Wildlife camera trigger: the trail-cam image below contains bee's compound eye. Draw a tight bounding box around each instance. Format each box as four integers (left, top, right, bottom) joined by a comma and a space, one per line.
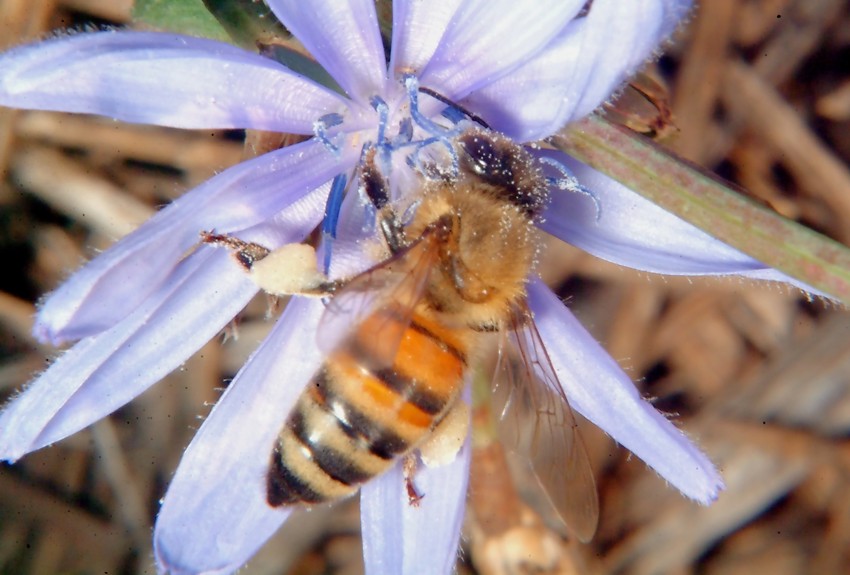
457, 133, 512, 182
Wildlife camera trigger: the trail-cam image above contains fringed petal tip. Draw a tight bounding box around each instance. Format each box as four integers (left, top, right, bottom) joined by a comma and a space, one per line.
454, 0, 696, 140
31, 317, 63, 348
653, 420, 726, 505
527, 279, 725, 506
536, 150, 834, 300
0, 250, 259, 465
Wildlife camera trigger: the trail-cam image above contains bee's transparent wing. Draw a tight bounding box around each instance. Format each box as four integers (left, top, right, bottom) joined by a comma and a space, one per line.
493, 301, 599, 543
316, 230, 441, 368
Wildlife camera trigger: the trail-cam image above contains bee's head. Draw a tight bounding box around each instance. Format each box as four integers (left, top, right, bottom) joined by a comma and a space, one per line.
455, 129, 548, 217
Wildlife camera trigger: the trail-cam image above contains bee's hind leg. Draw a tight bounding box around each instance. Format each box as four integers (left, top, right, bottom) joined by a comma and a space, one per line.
418, 400, 470, 469
403, 455, 424, 507
201, 231, 336, 297
403, 401, 471, 506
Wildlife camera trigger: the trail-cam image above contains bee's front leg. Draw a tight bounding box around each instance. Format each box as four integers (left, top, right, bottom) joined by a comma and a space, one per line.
201, 231, 271, 269
201, 231, 338, 297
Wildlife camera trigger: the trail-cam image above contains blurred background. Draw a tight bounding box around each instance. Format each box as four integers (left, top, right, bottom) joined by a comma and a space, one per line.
1, 1, 849, 573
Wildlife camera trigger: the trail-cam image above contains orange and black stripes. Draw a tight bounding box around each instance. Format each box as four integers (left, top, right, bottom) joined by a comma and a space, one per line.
266, 309, 471, 507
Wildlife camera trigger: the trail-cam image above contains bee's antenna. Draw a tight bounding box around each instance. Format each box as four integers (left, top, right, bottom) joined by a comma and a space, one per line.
417, 85, 490, 129
538, 156, 603, 221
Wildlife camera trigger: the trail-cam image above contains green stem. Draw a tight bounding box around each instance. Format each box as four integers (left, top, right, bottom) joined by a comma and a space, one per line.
550, 115, 850, 304
201, 0, 290, 50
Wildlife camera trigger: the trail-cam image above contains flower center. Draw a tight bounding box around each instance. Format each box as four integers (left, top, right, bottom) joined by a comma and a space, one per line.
312, 75, 478, 274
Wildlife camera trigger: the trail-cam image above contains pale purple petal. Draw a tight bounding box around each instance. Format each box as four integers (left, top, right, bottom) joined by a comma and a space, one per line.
0, 246, 261, 462
267, 0, 386, 100
388, 0, 463, 77
320, 169, 390, 281
458, 21, 585, 141
462, 0, 693, 140
419, 0, 583, 100
36, 139, 352, 345
565, 0, 693, 120
649, 0, 696, 42
155, 297, 324, 575
0, 31, 348, 132
537, 151, 829, 297
361, 428, 471, 575
527, 279, 723, 503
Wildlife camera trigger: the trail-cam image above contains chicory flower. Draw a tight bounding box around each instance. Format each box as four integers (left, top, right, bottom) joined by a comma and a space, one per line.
0, 0, 824, 573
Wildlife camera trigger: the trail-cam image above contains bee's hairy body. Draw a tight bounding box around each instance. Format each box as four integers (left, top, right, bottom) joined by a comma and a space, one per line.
267, 128, 549, 507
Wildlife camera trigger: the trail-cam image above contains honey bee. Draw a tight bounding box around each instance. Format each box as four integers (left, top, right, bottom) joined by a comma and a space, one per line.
203, 125, 599, 542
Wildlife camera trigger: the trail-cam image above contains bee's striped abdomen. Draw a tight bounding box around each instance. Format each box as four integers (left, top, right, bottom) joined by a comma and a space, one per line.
267, 306, 470, 506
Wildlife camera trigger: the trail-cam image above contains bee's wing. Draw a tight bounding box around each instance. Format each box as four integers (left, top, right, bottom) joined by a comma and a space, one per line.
316, 231, 442, 368
493, 301, 599, 543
